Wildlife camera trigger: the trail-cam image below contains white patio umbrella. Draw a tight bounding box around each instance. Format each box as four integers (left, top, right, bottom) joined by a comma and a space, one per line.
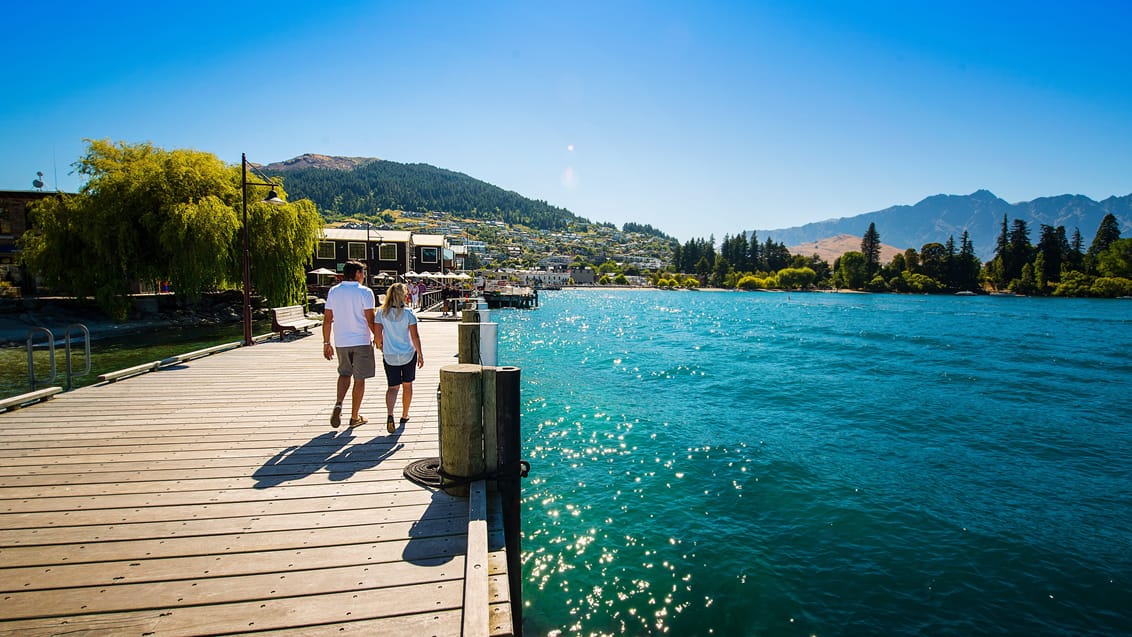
307, 267, 337, 276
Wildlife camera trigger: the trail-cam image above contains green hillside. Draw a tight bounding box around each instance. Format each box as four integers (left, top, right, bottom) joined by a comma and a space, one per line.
262, 155, 588, 231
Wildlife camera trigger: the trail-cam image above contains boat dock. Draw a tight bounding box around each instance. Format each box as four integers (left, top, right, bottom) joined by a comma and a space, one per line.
0, 318, 515, 636
482, 288, 538, 310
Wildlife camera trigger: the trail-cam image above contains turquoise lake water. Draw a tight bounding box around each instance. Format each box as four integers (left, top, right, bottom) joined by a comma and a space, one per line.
496, 289, 1132, 636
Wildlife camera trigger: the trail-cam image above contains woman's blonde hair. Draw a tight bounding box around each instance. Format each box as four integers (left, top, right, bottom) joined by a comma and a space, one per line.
381, 282, 408, 317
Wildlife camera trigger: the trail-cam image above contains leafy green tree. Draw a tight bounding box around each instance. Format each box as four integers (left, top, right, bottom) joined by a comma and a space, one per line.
1011, 263, 1040, 295
834, 251, 868, 289
1097, 238, 1132, 279
250, 198, 322, 307
888, 274, 909, 292
901, 271, 942, 293
614, 273, 629, 285
1052, 271, 1093, 297
1033, 253, 1047, 291
920, 242, 947, 283
903, 248, 920, 274
736, 275, 764, 290
596, 259, 621, 274
776, 267, 815, 289
1091, 276, 1132, 297
865, 274, 888, 292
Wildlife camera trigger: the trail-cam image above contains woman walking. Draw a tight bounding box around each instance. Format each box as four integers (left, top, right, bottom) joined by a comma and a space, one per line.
374, 283, 425, 433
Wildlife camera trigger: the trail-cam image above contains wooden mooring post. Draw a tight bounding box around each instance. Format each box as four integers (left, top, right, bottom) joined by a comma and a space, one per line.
439, 310, 522, 633
438, 364, 484, 499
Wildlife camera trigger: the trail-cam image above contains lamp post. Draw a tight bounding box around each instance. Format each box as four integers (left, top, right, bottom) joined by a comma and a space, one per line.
241, 153, 285, 346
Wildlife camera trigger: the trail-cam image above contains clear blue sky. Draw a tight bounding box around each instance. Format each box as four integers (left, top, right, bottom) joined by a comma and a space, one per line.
3, 0, 1130, 243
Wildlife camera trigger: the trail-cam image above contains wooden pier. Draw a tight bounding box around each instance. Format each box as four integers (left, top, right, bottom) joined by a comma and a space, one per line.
482, 290, 537, 310
0, 319, 514, 636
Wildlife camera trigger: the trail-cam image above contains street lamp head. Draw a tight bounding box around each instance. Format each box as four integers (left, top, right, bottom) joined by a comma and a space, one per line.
263, 189, 285, 205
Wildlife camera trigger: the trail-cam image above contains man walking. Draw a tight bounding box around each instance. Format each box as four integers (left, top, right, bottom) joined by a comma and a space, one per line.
322, 260, 378, 429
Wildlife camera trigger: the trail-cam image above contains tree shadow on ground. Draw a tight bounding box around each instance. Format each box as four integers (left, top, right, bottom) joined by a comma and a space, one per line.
252, 430, 353, 488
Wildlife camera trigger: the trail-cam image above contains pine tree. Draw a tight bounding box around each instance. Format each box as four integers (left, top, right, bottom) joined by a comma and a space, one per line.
861, 223, 881, 276
1088, 213, 1121, 257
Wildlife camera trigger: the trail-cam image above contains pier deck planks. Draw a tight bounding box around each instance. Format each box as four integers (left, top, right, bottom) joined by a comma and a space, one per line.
0, 318, 513, 636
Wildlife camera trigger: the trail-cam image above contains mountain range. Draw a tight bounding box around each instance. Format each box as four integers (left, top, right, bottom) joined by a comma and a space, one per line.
759, 189, 1132, 261
265, 154, 1130, 262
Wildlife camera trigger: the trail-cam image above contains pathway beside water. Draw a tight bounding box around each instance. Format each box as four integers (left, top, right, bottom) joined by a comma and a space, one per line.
0, 320, 513, 636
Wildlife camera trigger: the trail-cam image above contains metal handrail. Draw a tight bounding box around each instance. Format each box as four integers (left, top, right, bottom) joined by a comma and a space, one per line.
25, 327, 56, 391
64, 324, 91, 390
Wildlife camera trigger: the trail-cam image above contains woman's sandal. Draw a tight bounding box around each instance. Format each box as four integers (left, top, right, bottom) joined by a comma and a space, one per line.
386, 415, 396, 433
348, 415, 367, 429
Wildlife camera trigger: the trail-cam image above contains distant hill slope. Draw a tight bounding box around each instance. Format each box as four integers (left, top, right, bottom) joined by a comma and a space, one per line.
759, 190, 1132, 260
262, 154, 588, 231
788, 234, 904, 265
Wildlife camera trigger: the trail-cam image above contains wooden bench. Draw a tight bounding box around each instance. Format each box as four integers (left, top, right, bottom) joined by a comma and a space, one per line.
271, 305, 322, 340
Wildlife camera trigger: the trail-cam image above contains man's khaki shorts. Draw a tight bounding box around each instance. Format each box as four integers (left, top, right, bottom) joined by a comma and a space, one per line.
336, 345, 376, 379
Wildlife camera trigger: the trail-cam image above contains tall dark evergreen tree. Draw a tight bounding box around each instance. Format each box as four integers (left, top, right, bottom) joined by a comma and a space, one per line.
1087, 213, 1122, 259
958, 231, 981, 290
1005, 219, 1032, 284
763, 237, 791, 271
1035, 224, 1065, 285
861, 223, 881, 276
943, 235, 958, 287
991, 214, 1011, 289
1066, 227, 1085, 273
749, 231, 761, 272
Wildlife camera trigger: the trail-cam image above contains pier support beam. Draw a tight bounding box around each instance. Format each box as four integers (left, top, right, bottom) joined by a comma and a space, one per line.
496, 365, 523, 635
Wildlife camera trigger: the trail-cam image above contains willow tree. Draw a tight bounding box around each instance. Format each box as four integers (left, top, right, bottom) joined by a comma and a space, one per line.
246, 196, 321, 308
21, 139, 321, 319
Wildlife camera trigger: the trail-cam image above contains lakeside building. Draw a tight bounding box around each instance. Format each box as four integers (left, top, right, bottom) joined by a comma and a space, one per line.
309, 227, 456, 288
0, 189, 65, 297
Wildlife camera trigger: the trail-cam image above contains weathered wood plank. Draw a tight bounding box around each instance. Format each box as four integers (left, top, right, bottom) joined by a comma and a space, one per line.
465, 479, 490, 637
0, 580, 464, 636
0, 490, 463, 530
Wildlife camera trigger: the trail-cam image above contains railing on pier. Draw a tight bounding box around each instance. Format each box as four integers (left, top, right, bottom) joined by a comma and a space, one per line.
25, 323, 91, 390
3, 323, 93, 412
